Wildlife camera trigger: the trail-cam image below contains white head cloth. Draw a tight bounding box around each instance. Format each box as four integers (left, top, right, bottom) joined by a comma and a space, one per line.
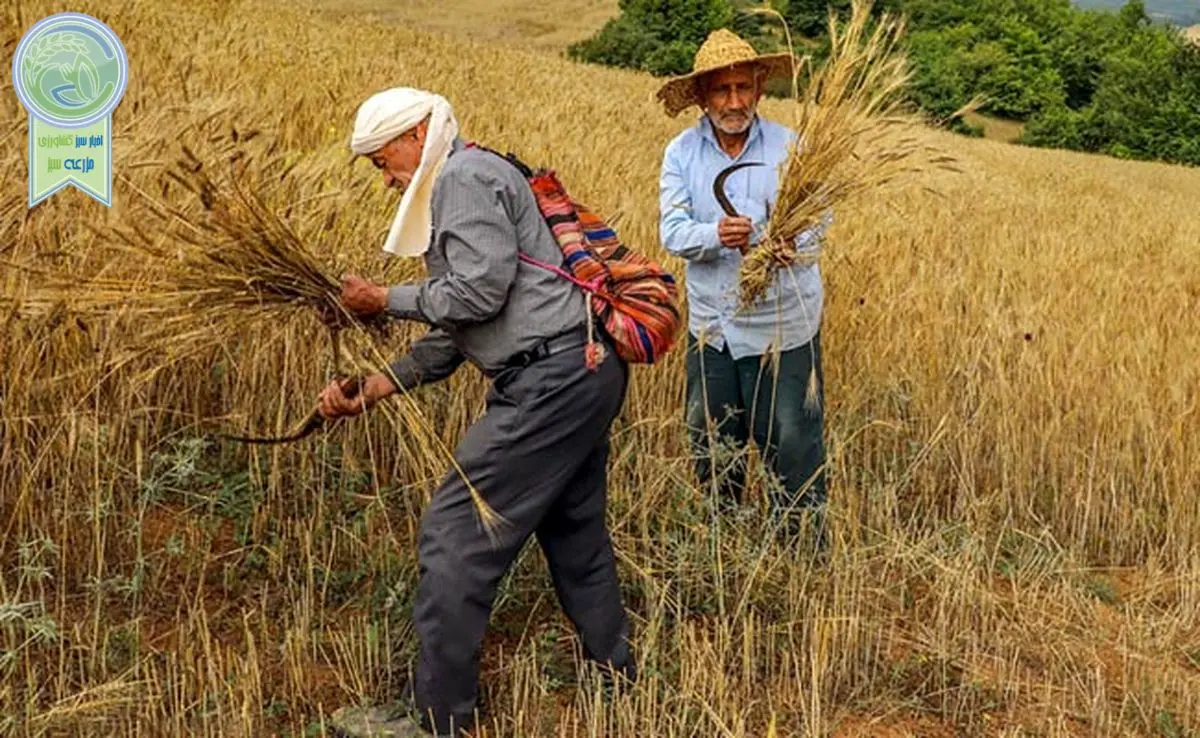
350, 87, 459, 257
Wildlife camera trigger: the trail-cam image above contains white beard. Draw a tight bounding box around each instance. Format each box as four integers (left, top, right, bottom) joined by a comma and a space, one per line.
709, 107, 755, 135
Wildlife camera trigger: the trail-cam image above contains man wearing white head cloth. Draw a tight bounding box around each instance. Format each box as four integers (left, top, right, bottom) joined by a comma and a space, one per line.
318, 87, 637, 737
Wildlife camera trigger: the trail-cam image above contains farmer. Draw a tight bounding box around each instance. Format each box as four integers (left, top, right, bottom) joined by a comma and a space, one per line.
656, 29, 831, 546
317, 87, 636, 737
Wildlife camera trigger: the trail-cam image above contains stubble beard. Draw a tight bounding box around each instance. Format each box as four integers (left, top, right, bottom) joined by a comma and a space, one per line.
710, 106, 756, 136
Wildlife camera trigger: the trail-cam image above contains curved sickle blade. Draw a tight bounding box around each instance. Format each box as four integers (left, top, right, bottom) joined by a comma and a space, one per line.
713, 161, 763, 217
218, 409, 328, 445
218, 375, 362, 445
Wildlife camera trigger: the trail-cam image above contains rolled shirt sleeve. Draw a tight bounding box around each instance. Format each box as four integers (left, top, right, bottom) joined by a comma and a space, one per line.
659, 140, 725, 263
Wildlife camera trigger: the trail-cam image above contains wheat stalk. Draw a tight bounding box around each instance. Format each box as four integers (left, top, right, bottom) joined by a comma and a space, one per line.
7, 134, 505, 532
8, 132, 388, 374
739, 0, 974, 309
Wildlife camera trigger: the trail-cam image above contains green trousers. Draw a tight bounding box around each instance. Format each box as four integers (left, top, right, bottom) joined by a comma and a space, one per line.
684, 330, 827, 516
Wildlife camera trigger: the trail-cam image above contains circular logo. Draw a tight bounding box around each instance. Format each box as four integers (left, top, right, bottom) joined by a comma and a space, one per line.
11, 12, 128, 128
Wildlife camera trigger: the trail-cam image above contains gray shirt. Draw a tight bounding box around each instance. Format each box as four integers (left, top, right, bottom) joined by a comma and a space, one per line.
383, 138, 587, 388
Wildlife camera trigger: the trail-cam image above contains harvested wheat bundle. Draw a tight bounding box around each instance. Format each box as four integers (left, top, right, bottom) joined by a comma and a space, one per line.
14, 136, 382, 373
739, 0, 971, 309
13, 135, 507, 534
5, 138, 372, 453
155, 143, 506, 532
132, 139, 366, 332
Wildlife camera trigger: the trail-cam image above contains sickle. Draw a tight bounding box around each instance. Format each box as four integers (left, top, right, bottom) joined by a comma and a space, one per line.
713, 161, 763, 217
217, 374, 364, 445
216, 320, 365, 445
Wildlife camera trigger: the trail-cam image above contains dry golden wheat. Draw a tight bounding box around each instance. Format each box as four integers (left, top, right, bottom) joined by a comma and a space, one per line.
1, 0, 1199, 735
739, 0, 971, 309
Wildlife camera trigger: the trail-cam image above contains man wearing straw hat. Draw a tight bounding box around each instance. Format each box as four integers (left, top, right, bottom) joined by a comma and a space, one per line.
316, 87, 636, 737
657, 29, 831, 548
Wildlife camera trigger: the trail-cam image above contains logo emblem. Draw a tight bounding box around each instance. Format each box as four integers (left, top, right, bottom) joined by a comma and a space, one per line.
12, 12, 129, 207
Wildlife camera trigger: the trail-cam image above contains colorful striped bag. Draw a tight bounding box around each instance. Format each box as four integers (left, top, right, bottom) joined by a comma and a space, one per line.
468, 143, 683, 370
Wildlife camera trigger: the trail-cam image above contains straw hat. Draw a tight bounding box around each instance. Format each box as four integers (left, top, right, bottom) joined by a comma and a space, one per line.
656, 28, 795, 118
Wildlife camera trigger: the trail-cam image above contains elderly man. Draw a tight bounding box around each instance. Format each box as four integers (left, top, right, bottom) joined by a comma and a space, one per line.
657, 30, 830, 546
320, 87, 636, 737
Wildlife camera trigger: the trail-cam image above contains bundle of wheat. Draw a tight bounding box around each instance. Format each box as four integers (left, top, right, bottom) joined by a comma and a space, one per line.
9, 133, 506, 532
739, 0, 971, 309
9, 133, 382, 371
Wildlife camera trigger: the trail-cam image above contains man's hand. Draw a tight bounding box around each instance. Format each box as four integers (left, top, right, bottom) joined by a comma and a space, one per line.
718, 216, 753, 253
339, 275, 389, 319
317, 373, 396, 421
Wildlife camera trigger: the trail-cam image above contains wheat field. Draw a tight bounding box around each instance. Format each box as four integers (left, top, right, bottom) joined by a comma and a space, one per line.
3, 0, 1200, 736
292, 0, 618, 51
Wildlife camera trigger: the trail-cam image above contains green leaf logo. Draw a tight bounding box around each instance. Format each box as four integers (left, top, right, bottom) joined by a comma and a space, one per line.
13, 16, 128, 127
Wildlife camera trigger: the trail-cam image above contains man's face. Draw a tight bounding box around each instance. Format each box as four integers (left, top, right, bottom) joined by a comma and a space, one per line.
368, 120, 428, 191
702, 64, 761, 135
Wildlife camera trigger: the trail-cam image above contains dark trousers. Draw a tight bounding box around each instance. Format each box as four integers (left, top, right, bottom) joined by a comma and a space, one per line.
684, 330, 827, 514
409, 339, 634, 735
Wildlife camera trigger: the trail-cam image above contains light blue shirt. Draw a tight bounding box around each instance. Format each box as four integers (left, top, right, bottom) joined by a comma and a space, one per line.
659, 113, 828, 360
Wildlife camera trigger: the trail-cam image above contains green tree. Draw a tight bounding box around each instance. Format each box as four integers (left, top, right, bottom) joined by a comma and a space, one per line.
907, 29, 975, 121
568, 0, 1200, 165
774, 0, 853, 37
1022, 24, 1200, 165
971, 19, 1064, 117
1048, 9, 1128, 109
566, 0, 735, 76
1118, 0, 1148, 29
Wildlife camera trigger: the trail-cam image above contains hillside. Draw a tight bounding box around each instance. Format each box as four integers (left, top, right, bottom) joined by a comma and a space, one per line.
3, 0, 1200, 736
296, 0, 619, 50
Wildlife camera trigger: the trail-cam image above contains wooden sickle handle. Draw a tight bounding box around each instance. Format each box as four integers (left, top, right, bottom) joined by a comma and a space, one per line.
219, 374, 365, 445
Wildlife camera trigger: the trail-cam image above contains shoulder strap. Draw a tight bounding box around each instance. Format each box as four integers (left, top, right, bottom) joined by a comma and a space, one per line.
464, 141, 534, 178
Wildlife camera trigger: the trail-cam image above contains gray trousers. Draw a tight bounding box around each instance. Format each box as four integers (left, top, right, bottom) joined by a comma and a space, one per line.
408, 336, 634, 735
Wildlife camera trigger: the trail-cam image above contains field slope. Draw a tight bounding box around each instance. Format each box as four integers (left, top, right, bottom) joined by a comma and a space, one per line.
2, 1, 1200, 737
297, 0, 619, 50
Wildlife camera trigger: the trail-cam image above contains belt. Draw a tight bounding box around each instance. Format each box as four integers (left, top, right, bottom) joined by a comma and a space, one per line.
494, 328, 589, 375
